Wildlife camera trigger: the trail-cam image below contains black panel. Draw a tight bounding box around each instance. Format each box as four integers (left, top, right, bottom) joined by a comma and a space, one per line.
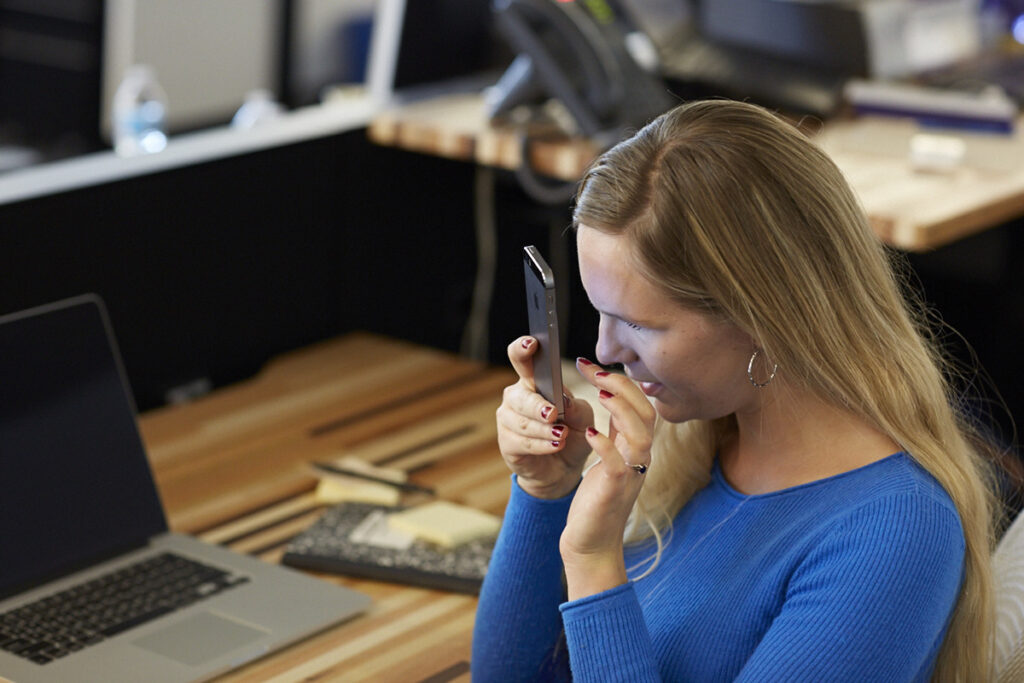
0, 0, 106, 158
0, 131, 479, 410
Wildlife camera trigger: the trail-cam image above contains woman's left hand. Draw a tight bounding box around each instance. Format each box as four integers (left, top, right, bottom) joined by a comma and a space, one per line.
559, 358, 657, 600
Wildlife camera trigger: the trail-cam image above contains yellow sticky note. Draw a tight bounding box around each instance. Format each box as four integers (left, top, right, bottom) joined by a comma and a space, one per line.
387, 501, 501, 548
315, 475, 401, 506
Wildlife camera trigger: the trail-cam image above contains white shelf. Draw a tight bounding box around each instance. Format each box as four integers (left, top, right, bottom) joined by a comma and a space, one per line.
0, 95, 376, 206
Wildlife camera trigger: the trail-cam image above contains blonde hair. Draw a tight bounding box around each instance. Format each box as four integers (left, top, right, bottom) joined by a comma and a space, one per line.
573, 99, 1002, 682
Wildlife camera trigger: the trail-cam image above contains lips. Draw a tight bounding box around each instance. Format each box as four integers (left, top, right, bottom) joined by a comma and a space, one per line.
638, 381, 663, 397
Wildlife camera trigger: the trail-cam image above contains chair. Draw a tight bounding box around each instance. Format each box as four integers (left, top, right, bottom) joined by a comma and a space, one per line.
994, 508, 1024, 682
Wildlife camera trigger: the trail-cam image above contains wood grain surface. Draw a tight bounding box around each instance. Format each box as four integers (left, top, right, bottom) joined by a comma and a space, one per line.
368, 92, 1024, 251
137, 333, 518, 682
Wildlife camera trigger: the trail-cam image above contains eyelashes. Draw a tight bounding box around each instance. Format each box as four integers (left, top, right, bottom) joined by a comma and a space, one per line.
596, 310, 646, 332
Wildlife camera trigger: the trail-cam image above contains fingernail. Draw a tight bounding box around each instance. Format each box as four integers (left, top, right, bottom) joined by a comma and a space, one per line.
552, 425, 566, 438
599, 389, 614, 399
577, 357, 593, 366
540, 405, 552, 419
586, 426, 598, 437
551, 440, 561, 448
522, 338, 534, 349
595, 371, 611, 378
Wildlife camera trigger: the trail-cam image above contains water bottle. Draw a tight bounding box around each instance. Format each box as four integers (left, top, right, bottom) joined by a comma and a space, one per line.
231, 89, 284, 129
112, 65, 168, 156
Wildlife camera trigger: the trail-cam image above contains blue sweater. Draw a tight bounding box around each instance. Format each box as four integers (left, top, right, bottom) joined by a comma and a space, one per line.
472, 453, 964, 682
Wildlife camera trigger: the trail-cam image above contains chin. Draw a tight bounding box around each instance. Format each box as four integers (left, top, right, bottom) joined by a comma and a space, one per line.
651, 398, 691, 424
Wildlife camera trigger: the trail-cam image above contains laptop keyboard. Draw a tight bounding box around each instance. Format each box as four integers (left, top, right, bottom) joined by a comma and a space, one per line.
0, 552, 250, 665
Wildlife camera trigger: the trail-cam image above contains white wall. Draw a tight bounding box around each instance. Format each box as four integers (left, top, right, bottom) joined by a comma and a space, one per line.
102, 0, 281, 135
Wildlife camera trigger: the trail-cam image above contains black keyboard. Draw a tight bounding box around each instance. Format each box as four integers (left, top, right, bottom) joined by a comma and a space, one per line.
0, 552, 249, 665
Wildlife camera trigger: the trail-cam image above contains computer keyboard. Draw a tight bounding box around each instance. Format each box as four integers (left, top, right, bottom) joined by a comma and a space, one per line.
0, 552, 249, 665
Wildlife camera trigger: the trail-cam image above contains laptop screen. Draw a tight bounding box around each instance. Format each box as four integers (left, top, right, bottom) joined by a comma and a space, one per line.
0, 296, 167, 599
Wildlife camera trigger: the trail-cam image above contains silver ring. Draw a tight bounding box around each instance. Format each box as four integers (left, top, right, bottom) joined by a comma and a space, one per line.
630, 463, 648, 475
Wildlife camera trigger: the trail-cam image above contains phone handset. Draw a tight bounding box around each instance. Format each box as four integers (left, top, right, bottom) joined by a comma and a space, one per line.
489, 0, 665, 141
553, 0, 626, 116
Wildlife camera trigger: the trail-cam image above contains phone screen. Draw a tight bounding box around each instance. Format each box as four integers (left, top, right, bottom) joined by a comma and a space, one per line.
523, 245, 564, 419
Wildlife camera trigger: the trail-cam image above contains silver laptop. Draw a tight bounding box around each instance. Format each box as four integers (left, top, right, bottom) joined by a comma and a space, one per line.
0, 295, 371, 683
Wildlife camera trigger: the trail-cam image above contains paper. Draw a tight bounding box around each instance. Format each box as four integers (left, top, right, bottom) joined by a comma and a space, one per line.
349, 509, 415, 550
387, 500, 501, 549
315, 476, 401, 506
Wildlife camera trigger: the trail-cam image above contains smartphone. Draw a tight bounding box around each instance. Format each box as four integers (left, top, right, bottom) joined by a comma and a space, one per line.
523, 245, 564, 419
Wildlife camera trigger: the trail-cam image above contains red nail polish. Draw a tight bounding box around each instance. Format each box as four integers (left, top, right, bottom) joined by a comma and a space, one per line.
586, 426, 598, 437
577, 357, 593, 366
552, 425, 566, 438
599, 389, 614, 399
522, 338, 533, 348
595, 371, 611, 378
540, 406, 552, 419
551, 440, 561, 448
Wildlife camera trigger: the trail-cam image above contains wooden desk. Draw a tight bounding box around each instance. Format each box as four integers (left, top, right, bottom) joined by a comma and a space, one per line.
138, 333, 516, 682
369, 92, 1024, 251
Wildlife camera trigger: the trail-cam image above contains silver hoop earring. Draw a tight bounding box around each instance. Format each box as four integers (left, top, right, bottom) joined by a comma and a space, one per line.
747, 349, 778, 388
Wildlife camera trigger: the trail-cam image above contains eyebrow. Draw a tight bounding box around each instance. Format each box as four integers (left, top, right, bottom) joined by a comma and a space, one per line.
581, 287, 657, 328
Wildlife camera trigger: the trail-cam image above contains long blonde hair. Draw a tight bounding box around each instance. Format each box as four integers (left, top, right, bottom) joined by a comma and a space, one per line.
572, 99, 1002, 682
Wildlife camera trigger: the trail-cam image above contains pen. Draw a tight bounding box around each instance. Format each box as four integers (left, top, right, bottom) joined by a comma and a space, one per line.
311, 461, 436, 495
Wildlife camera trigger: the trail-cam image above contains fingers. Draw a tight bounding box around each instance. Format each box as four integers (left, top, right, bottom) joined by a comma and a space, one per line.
576, 358, 655, 470
496, 370, 572, 473
499, 336, 583, 460
583, 425, 648, 479
507, 336, 538, 389
576, 358, 656, 426
497, 394, 568, 450
507, 335, 556, 417
500, 378, 559, 432
561, 386, 595, 433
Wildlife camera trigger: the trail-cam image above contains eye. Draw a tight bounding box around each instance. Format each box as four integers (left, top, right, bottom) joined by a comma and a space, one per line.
623, 320, 644, 331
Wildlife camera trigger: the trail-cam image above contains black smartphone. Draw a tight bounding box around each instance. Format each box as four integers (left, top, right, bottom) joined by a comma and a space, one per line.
523, 245, 564, 419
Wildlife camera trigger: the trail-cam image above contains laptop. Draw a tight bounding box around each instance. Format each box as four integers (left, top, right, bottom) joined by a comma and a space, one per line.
0, 295, 371, 683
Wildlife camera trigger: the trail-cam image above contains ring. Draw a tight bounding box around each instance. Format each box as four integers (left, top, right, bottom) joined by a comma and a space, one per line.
630, 463, 648, 475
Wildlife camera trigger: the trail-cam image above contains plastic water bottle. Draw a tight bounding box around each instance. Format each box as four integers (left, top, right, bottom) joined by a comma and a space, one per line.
231, 89, 284, 129
112, 65, 168, 156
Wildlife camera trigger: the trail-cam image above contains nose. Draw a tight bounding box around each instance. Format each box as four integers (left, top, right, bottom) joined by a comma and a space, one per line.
595, 317, 637, 367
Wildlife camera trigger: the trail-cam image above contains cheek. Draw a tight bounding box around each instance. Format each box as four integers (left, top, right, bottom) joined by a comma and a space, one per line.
649, 345, 732, 396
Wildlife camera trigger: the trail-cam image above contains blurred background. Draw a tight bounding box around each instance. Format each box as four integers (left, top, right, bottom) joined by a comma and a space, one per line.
0, 0, 1022, 455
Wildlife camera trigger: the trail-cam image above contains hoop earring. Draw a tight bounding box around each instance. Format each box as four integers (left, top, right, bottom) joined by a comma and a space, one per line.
747, 349, 778, 388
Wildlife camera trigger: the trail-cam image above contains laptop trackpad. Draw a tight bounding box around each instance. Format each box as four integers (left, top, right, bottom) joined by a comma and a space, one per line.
133, 611, 269, 666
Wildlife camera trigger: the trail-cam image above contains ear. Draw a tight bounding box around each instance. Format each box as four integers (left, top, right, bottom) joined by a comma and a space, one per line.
727, 323, 757, 353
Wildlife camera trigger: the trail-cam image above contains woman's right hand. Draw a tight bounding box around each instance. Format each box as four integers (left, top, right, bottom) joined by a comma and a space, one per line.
496, 336, 595, 499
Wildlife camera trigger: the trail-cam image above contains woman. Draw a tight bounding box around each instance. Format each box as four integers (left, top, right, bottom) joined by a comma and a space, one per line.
471, 100, 1001, 681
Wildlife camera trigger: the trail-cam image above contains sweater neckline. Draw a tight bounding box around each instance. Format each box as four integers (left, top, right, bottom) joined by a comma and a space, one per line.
711, 451, 909, 501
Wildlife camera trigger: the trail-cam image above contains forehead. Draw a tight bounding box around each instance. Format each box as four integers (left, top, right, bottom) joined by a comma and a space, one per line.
576, 226, 746, 343
576, 225, 627, 260
576, 225, 632, 279
576, 226, 669, 312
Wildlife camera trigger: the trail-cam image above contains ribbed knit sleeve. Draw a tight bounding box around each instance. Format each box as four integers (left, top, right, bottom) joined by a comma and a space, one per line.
735, 494, 964, 682
471, 476, 575, 682
560, 582, 661, 681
